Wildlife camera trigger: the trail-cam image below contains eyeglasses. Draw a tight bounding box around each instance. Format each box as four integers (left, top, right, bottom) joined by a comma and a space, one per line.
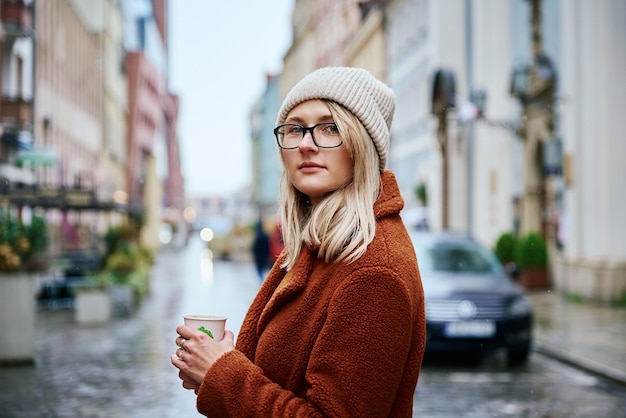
274, 123, 343, 149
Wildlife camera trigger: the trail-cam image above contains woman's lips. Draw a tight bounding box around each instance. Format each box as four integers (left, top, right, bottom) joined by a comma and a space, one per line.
299, 162, 324, 173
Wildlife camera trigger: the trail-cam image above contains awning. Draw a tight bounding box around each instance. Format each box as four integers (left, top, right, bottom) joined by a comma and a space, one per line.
16, 148, 58, 167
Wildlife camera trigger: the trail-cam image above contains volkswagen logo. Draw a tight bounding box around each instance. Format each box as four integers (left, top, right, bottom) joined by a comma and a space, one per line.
457, 300, 477, 319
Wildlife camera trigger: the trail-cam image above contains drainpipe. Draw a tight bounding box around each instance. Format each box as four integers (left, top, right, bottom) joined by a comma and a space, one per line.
465, 0, 474, 236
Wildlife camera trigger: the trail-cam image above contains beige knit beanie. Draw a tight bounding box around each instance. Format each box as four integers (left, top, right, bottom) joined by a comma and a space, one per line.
277, 67, 396, 172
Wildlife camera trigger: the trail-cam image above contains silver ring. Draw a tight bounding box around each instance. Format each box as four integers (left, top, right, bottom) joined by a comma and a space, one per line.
178, 348, 184, 360
180, 339, 187, 350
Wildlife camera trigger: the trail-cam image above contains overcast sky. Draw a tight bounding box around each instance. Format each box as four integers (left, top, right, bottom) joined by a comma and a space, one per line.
169, 1, 293, 198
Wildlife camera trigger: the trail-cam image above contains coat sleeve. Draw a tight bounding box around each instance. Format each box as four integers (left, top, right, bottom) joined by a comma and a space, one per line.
196, 266, 416, 417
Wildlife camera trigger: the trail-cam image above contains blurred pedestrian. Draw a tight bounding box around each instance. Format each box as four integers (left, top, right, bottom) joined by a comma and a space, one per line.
268, 217, 284, 262
172, 67, 426, 417
251, 219, 270, 280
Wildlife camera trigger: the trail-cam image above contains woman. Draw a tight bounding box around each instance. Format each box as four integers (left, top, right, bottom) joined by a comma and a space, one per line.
171, 67, 426, 417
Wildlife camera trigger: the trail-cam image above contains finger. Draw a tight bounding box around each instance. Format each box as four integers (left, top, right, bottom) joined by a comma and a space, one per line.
184, 381, 199, 390
222, 330, 235, 342
179, 370, 202, 390
182, 381, 200, 391
171, 353, 190, 372
177, 338, 188, 350
179, 370, 196, 383
175, 324, 194, 338
171, 354, 184, 368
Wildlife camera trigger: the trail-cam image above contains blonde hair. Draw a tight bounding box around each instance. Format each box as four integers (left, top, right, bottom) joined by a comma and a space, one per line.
278, 100, 381, 270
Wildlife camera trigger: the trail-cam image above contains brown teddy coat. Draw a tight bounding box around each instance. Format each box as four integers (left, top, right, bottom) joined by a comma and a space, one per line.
197, 171, 426, 417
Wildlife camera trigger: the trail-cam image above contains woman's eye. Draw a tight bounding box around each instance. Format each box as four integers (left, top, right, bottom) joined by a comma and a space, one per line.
324, 124, 339, 134
287, 125, 303, 135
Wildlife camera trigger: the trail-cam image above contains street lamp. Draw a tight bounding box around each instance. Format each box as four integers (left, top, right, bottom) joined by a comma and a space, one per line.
431, 68, 456, 230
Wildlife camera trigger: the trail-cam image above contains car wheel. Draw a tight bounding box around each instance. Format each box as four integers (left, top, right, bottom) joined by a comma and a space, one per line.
507, 344, 531, 366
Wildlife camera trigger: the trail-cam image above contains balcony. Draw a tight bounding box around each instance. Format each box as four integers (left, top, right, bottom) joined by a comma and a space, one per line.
1, 96, 32, 127
0, 0, 34, 37
0, 184, 128, 211
0, 162, 34, 184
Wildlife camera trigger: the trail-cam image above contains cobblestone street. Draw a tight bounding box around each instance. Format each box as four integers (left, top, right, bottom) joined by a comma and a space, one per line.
2, 236, 626, 417
0, 237, 260, 417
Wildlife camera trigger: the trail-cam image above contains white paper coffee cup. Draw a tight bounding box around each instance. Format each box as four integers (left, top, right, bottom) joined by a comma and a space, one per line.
183, 315, 227, 340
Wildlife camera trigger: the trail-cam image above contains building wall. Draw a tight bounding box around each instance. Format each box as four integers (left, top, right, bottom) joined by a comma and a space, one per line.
469, 0, 520, 245
125, 51, 165, 249
344, 8, 387, 81
0, 0, 36, 185
315, 0, 362, 67
251, 73, 281, 217
70, 0, 128, 228
35, 0, 104, 251
123, 0, 178, 250
101, 0, 128, 208
386, 0, 438, 220
386, 0, 533, 250
35, 0, 103, 189
556, 0, 626, 302
281, 0, 317, 100
271, 0, 626, 302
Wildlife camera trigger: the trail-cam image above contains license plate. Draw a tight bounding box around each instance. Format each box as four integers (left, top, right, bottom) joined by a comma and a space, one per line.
444, 321, 496, 337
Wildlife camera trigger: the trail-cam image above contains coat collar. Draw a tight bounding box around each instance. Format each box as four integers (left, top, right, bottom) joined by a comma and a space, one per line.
374, 170, 404, 221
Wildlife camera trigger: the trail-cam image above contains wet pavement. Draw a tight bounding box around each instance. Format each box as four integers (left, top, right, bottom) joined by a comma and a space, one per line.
0, 237, 260, 417
1, 236, 625, 417
529, 289, 626, 388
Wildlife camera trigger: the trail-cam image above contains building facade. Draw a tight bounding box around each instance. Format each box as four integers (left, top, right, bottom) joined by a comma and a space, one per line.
0, 0, 183, 256
554, 0, 626, 302
250, 73, 281, 220
264, 0, 625, 302
34, 0, 106, 251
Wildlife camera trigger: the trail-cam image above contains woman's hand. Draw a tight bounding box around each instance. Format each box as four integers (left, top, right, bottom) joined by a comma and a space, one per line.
171, 325, 236, 389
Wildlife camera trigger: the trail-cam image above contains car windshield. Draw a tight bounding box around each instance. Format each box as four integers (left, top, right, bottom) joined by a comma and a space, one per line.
414, 239, 503, 274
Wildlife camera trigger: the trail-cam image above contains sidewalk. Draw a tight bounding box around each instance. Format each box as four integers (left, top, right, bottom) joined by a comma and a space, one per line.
529, 290, 626, 387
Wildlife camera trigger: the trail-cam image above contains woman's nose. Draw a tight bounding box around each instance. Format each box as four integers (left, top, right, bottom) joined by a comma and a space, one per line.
298, 131, 318, 150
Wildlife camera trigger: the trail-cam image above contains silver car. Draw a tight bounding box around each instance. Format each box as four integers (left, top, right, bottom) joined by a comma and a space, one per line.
409, 230, 533, 366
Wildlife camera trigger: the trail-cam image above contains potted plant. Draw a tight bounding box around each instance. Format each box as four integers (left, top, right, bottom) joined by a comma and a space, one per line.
515, 231, 550, 289
75, 227, 154, 322
96, 225, 153, 317
0, 210, 50, 364
73, 277, 112, 325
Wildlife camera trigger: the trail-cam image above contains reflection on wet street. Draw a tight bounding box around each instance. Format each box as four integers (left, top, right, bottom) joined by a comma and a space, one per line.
0, 237, 261, 417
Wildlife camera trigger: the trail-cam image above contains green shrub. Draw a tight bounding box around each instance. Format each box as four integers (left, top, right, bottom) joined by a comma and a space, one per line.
92, 243, 153, 303
565, 292, 586, 304
494, 232, 517, 264
516, 231, 548, 268
106, 251, 136, 279
415, 182, 428, 207
103, 223, 139, 259
613, 290, 626, 308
